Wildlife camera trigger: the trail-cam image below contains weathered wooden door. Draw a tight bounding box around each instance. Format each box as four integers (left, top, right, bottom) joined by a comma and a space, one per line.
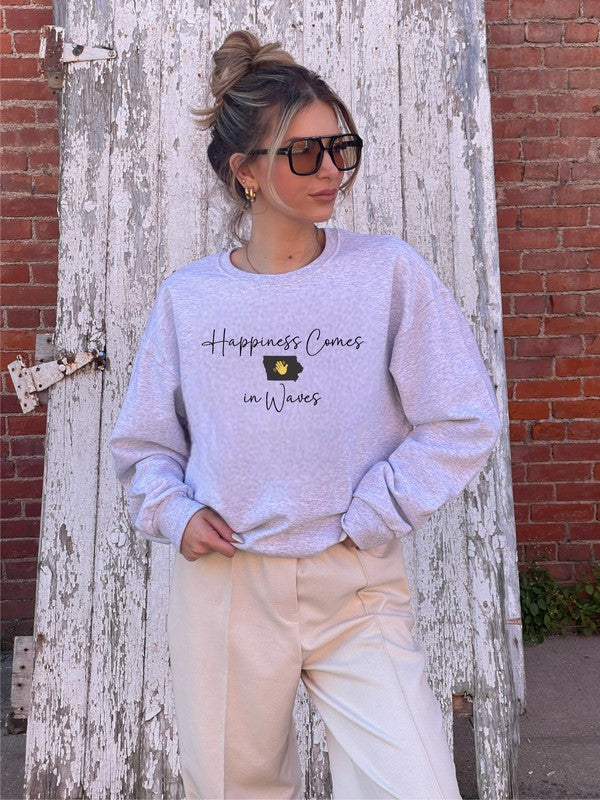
24, 1, 523, 798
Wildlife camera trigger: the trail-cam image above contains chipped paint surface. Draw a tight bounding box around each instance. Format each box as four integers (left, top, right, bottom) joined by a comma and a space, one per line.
25, 1, 521, 798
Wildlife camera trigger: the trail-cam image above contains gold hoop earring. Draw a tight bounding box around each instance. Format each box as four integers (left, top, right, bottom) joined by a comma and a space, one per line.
244, 186, 256, 203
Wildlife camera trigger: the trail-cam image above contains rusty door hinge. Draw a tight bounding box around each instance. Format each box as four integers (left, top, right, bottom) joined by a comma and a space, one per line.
39, 25, 116, 91
8, 349, 106, 414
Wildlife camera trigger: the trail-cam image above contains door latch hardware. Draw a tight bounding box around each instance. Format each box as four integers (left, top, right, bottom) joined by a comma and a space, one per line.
39, 25, 116, 91
8, 350, 106, 414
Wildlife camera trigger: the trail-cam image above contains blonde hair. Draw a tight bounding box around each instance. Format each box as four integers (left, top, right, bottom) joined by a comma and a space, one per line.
190, 30, 361, 243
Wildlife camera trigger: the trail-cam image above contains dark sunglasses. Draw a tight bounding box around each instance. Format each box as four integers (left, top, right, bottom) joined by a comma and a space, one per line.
249, 133, 363, 176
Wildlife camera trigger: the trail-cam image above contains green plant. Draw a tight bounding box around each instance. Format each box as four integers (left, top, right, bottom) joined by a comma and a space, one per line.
519, 563, 568, 644
519, 562, 600, 644
563, 564, 600, 637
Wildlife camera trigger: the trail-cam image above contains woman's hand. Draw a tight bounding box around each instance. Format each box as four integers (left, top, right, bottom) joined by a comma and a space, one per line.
180, 507, 238, 561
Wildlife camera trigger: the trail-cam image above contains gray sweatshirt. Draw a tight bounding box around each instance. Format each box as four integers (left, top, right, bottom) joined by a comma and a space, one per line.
109, 226, 501, 557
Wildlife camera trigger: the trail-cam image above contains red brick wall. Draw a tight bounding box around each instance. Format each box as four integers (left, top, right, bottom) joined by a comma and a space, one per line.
1, 1, 58, 649
486, 0, 600, 582
1, 1, 599, 648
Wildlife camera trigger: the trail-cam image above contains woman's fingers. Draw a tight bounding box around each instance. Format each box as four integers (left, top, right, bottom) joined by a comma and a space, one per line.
204, 508, 237, 543
201, 526, 237, 558
180, 509, 238, 560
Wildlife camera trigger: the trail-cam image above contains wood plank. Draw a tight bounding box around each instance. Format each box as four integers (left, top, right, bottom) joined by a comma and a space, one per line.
396, 0, 472, 752
24, 0, 113, 796
87, 0, 180, 795
445, 1, 522, 795
136, 4, 213, 797
10, 635, 34, 720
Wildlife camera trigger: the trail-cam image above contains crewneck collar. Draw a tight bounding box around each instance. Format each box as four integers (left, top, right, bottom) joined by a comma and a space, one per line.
217, 226, 340, 284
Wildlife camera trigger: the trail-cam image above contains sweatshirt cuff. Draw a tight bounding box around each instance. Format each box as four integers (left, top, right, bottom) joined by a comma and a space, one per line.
341, 496, 411, 550
154, 494, 206, 554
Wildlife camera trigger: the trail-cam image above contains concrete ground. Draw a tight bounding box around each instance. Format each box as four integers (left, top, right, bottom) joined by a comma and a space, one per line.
2, 635, 599, 799
453, 635, 600, 800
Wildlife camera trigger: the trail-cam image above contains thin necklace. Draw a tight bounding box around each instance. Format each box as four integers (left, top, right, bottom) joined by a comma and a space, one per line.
244, 227, 323, 274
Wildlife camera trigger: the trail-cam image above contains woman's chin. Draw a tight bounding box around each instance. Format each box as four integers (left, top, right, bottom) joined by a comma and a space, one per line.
310, 207, 336, 224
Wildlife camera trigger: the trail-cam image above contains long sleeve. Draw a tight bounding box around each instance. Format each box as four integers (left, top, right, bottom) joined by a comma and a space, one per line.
108, 293, 205, 553
340, 286, 501, 550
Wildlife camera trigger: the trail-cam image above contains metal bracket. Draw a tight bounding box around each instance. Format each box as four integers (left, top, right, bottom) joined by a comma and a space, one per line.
8, 349, 106, 414
39, 25, 116, 91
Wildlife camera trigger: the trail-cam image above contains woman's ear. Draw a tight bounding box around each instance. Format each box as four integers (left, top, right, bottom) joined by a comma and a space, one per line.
229, 153, 256, 189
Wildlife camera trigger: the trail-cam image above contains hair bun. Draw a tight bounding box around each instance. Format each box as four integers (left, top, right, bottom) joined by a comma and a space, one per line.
210, 30, 296, 107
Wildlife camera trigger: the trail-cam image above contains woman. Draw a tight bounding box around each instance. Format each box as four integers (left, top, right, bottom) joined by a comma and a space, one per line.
109, 30, 501, 800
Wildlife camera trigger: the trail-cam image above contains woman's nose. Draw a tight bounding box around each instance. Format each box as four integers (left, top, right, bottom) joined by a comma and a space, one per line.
318, 148, 339, 176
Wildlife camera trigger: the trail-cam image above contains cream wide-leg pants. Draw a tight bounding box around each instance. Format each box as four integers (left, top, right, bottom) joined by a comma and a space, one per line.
166, 537, 462, 800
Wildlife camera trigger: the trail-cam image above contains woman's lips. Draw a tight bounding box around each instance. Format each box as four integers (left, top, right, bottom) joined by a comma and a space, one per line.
310, 189, 338, 202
